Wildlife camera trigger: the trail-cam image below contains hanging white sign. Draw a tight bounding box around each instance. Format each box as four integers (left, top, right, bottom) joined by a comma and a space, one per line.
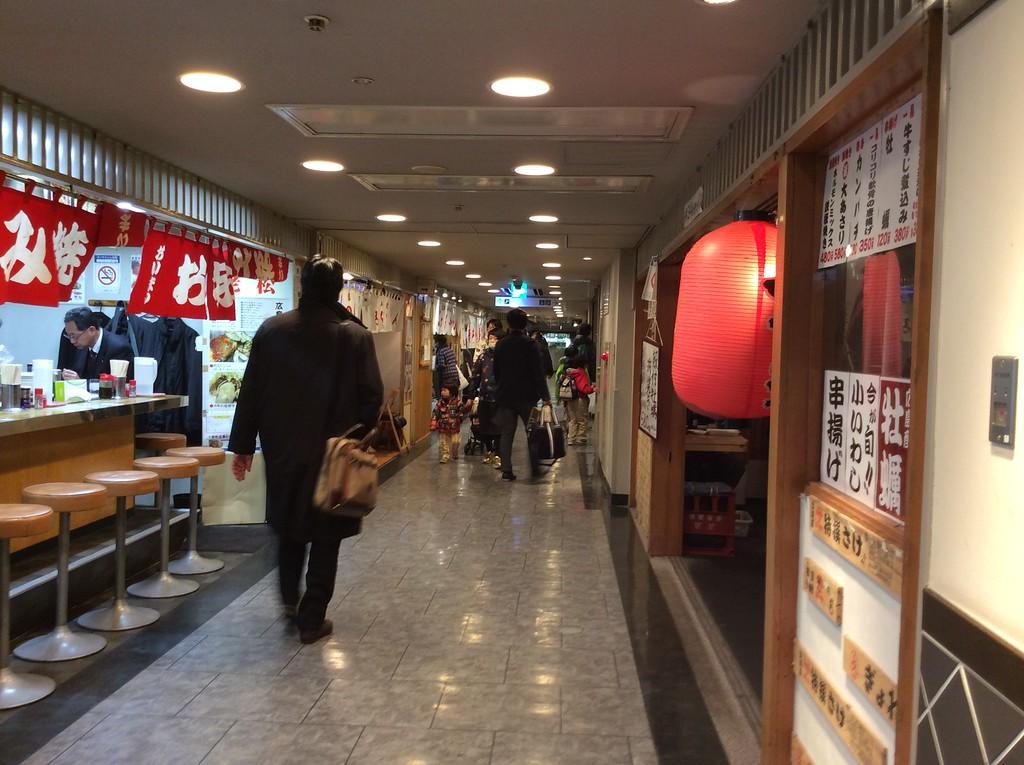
818, 94, 921, 268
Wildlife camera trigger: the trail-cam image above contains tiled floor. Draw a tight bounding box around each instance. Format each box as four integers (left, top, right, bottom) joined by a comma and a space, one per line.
14, 440, 662, 765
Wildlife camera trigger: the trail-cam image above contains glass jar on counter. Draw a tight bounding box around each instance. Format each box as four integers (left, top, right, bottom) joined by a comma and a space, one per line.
98, 374, 114, 400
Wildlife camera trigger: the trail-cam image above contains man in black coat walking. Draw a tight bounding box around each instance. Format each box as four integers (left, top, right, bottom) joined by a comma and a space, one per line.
494, 309, 551, 480
229, 257, 383, 644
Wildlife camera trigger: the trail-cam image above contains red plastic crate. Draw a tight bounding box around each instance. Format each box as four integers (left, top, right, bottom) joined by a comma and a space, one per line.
683, 491, 736, 557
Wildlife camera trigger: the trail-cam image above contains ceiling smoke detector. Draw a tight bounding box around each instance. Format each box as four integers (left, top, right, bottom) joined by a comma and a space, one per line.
304, 14, 330, 32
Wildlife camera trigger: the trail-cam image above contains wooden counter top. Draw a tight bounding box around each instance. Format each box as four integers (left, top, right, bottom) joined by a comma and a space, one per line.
0, 395, 188, 438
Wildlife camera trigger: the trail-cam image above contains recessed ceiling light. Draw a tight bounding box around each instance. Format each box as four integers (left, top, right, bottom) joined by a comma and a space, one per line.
411, 164, 448, 174
178, 71, 243, 93
442, 292, 448, 298
700, 0, 738, 4
342, 272, 354, 280
377, 213, 406, 222
542, 262, 561, 269
536, 242, 559, 250
487, 289, 500, 294
445, 260, 465, 266
490, 77, 551, 98
478, 282, 492, 287
514, 164, 556, 176
545, 275, 561, 281
465, 273, 481, 279
529, 214, 558, 223
550, 290, 562, 295
582, 256, 593, 261
352, 76, 376, 85
302, 159, 345, 172
418, 240, 441, 247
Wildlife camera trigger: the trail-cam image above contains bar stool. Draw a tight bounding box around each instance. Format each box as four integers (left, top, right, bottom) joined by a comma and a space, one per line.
135, 432, 187, 455
14, 483, 108, 663
127, 456, 200, 599
164, 447, 226, 575
78, 470, 161, 631
0, 504, 57, 708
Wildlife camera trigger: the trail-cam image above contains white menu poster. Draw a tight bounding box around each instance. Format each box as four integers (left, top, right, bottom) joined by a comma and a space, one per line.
203, 274, 293, 447
846, 373, 881, 507
821, 371, 850, 493
818, 94, 922, 268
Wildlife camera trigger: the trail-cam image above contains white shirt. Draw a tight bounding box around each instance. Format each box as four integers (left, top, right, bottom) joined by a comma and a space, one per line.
90, 328, 103, 355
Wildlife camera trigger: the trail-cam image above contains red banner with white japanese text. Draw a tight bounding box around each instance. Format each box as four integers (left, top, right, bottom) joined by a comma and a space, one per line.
876, 377, 910, 521
129, 229, 207, 319
227, 243, 289, 284
51, 197, 101, 302
206, 241, 236, 321
0, 186, 60, 306
96, 204, 147, 247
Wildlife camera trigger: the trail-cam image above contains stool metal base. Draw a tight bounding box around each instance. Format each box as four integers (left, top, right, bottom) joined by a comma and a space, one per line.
13, 626, 107, 663
168, 551, 224, 576
78, 599, 160, 632
0, 667, 56, 709
127, 572, 199, 599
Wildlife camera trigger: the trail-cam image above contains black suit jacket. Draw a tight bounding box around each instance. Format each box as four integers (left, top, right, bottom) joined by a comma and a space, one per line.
81, 330, 134, 380
228, 302, 384, 543
494, 330, 549, 407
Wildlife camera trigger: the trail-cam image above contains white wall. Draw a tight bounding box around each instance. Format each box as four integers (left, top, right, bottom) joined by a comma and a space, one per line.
923, 0, 1024, 652
595, 249, 637, 496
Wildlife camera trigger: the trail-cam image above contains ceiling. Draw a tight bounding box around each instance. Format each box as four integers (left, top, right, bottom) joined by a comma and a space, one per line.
0, 0, 817, 319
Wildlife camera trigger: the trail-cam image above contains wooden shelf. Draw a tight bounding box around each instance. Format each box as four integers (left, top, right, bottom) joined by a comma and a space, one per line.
683, 432, 749, 453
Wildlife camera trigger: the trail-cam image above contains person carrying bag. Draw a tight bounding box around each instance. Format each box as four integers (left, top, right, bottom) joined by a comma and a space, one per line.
230, 257, 384, 646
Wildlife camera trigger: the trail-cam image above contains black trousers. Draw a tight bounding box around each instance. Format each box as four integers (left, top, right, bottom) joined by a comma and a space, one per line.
497, 402, 537, 476
278, 535, 342, 632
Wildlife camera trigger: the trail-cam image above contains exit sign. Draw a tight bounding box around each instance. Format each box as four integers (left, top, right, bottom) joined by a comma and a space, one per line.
494, 296, 556, 308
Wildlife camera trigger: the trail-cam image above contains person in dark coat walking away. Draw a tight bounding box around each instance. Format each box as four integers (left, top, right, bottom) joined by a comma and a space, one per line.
434, 334, 460, 398
530, 329, 555, 379
229, 256, 383, 644
494, 309, 551, 480
572, 323, 597, 381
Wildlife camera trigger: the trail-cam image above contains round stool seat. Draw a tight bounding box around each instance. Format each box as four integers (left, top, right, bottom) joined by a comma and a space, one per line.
135, 432, 186, 452
84, 470, 159, 498
22, 483, 107, 514
0, 504, 53, 539
133, 456, 199, 480
165, 446, 226, 468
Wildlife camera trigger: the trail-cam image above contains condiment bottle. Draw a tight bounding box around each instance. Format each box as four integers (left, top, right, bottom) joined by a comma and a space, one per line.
34, 388, 46, 409
98, 374, 114, 400
20, 386, 32, 409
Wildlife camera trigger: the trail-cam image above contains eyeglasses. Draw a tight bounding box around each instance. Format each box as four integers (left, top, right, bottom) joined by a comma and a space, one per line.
62, 330, 86, 342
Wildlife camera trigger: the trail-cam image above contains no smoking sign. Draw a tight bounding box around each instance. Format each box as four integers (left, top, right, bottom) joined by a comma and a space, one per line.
93, 253, 121, 295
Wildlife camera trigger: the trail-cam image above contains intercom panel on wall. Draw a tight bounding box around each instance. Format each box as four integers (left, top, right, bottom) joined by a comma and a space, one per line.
989, 356, 1018, 448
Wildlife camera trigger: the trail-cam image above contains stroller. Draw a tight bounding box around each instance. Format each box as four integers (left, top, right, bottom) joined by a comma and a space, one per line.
463, 397, 486, 456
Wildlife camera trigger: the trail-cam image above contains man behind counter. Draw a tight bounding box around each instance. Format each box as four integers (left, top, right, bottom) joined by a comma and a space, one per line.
61, 307, 133, 381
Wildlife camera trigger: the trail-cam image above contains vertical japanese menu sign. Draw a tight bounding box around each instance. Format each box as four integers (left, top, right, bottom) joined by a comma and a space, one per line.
203, 275, 292, 447
818, 94, 921, 268
820, 369, 909, 521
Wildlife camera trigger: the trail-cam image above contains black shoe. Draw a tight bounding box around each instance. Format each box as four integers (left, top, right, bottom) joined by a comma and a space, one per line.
501, 472, 517, 481
299, 619, 334, 645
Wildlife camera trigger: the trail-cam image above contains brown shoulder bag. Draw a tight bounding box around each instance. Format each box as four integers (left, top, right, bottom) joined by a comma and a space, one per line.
313, 425, 380, 519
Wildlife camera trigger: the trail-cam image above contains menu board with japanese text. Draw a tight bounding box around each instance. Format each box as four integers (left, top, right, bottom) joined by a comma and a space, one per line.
794, 642, 888, 765
843, 637, 899, 729
820, 370, 909, 520
803, 557, 844, 625
809, 496, 903, 598
819, 95, 921, 269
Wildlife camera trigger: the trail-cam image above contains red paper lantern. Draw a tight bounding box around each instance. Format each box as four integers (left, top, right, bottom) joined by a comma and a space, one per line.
672, 214, 777, 419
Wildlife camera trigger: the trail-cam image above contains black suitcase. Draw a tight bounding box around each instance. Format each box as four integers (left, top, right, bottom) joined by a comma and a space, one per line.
528, 418, 567, 463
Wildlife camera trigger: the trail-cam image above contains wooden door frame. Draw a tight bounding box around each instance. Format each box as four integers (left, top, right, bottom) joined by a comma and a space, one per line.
760, 11, 942, 765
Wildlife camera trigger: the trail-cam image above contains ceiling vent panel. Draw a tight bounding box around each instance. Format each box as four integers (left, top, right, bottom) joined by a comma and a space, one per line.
268, 105, 692, 142
349, 174, 651, 193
